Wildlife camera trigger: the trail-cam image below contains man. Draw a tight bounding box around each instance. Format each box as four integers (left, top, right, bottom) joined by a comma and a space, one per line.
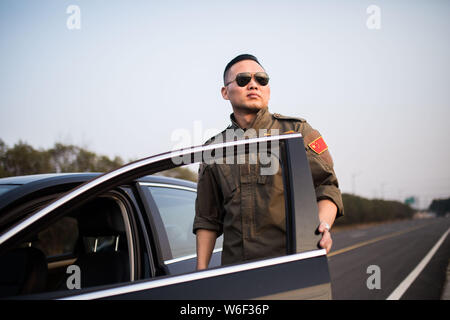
193, 54, 343, 270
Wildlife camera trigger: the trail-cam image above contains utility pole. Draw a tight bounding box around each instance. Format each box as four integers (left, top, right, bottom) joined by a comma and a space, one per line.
352, 172, 362, 195
380, 182, 386, 200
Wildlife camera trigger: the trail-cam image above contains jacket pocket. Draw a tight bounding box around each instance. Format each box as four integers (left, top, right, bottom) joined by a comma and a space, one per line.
215, 164, 238, 203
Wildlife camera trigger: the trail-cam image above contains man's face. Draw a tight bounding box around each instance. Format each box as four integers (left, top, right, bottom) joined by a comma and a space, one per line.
221, 60, 270, 112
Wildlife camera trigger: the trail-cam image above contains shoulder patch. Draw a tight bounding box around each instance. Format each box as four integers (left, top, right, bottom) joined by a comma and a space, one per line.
308, 136, 328, 155
273, 113, 306, 122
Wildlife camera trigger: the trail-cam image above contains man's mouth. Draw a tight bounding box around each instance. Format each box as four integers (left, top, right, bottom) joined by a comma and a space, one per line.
247, 93, 260, 99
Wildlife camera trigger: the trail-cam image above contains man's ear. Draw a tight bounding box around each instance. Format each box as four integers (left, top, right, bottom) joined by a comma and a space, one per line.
221, 86, 229, 100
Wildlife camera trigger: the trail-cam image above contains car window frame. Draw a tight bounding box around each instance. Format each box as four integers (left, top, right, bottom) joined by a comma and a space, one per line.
101, 190, 138, 282
135, 183, 173, 262
120, 184, 157, 279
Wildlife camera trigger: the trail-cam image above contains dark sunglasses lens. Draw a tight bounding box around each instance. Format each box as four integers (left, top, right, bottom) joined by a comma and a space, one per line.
255, 76, 269, 86
236, 74, 252, 87
255, 73, 269, 86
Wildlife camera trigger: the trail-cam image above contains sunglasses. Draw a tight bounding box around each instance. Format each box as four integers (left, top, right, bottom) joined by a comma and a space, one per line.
225, 72, 270, 87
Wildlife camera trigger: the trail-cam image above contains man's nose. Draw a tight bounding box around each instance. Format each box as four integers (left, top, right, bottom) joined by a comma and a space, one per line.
247, 76, 259, 89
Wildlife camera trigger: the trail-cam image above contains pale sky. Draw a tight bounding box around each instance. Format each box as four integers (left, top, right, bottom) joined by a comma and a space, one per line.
1, 0, 449, 208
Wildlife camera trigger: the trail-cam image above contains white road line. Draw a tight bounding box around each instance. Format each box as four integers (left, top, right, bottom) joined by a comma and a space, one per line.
386, 226, 450, 300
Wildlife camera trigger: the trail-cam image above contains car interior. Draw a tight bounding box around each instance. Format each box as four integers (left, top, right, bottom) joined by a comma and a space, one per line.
0, 196, 133, 298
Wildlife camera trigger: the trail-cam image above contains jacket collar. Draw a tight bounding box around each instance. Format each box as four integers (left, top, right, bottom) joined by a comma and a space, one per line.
229, 107, 272, 131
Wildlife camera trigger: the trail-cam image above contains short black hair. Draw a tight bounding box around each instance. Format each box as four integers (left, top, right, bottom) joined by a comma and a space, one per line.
223, 54, 263, 84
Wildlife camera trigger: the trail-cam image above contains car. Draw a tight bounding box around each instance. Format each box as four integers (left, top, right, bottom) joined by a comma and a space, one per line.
0, 134, 332, 300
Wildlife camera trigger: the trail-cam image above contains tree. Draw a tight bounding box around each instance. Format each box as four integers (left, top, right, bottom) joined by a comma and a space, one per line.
334, 193, 415, 226
2, 140, 52, 176
49, 143, 78, 173
76, 148, 97, 172
0, 139, 7, 177
155, 167, 198, 182
429, 198, 450, 217
96, 155, 124, 172
0, 139, 126, 177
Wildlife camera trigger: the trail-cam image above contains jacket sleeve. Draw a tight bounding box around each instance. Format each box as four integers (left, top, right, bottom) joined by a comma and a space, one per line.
300, 122, 344, 218
193, 163, 225, 236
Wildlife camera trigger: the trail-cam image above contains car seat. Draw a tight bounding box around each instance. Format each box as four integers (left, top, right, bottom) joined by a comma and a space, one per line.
73, 197, 130, 289
0, 246, 48, 297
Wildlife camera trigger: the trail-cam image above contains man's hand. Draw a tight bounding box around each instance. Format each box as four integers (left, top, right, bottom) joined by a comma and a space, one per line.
317, 199, 337, 254
318, 221, 333, 254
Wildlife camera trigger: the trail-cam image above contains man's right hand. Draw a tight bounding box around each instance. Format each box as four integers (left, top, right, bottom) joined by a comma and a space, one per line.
196, 229, 217, 270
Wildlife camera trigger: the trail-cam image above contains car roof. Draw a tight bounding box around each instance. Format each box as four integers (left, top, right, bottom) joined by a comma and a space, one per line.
0, 172, 197, 187
0, 172, 197, 213
0, 173, 101, 185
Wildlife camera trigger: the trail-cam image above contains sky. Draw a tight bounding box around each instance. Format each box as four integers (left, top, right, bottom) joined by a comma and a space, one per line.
1, 0, 449, 209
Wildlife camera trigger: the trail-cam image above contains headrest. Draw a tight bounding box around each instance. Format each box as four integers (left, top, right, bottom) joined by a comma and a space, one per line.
77, 197, 125, 237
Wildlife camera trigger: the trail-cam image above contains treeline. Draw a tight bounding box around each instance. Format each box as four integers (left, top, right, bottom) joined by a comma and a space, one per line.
335, 193, 416, 226
428, 198, 450, 217
0, 139, 196, 181
0, 139, 124, 177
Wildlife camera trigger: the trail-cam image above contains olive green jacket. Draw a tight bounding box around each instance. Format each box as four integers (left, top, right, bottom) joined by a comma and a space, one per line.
193, 107, 343, 265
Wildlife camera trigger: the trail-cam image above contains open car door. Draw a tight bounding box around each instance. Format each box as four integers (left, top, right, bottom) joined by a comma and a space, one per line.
0, 133, 332, 300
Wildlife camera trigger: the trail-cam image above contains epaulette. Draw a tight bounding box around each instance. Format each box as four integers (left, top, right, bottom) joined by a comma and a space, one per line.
272, 113, 306, 122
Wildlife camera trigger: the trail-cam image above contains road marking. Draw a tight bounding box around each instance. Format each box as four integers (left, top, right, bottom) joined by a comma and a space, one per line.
328, 223, 430, 257
386, 226, 450, 300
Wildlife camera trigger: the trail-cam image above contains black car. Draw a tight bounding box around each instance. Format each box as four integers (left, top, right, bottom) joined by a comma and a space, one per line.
0, 134, 332, 300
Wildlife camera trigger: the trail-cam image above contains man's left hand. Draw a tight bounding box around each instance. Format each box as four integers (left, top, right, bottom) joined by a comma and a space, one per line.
318, 221, 333, 254
317, 199, 337, 254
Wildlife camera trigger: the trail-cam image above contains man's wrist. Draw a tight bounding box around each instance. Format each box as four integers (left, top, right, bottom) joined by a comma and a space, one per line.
321, 221, 330, 232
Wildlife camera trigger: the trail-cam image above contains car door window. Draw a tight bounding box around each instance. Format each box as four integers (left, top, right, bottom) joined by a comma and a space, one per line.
147, 185, 223, 260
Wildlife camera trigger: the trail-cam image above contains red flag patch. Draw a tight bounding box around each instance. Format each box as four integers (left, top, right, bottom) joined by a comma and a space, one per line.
308, 136, 328, 154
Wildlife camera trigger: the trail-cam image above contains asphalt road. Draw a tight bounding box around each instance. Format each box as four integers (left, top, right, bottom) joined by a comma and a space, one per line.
328, 217, 450, 300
